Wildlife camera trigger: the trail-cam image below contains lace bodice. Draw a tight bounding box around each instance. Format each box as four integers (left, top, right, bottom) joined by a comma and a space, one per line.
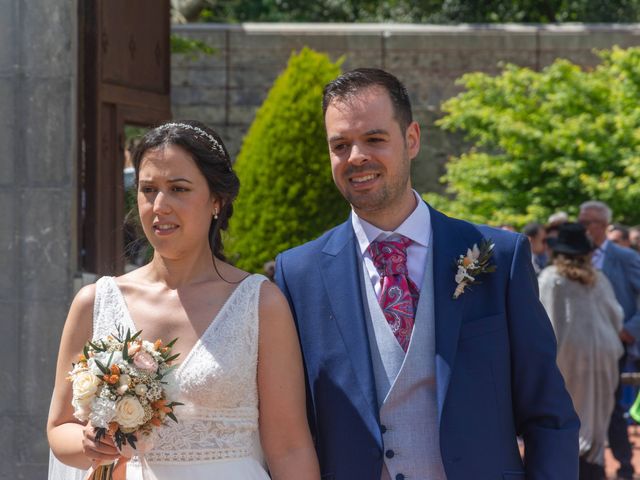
92, 274, 267, 464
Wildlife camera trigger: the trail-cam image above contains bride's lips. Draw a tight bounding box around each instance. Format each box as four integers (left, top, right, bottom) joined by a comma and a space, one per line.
152, 223, 179, 236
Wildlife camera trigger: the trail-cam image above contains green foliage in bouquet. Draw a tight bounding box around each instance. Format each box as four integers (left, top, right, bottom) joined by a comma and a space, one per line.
227, 48, 348, 271
425, 46, 640, 228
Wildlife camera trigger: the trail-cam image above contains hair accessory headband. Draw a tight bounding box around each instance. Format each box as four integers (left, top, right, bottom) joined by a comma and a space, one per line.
158, 122, 232, 170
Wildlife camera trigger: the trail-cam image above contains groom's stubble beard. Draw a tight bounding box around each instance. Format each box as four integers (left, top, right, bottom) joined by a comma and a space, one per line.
337, 151, 413, 215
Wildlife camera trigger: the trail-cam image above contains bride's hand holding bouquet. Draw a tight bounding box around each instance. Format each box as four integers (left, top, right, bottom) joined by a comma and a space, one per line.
68, 328, 182, 479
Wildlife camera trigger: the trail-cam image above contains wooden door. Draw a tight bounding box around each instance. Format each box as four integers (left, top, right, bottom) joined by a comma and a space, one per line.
78, 0, 171, 275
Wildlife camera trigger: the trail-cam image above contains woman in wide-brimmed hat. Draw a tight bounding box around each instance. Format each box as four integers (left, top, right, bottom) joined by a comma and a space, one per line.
539, 222, 624, 480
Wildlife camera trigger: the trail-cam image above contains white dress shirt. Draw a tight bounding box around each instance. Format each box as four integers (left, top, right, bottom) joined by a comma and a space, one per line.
592, 240, 609, 270
351, 191, 431, 298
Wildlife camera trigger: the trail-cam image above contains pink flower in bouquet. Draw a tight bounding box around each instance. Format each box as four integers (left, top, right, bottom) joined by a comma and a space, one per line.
133, 351, 158, 372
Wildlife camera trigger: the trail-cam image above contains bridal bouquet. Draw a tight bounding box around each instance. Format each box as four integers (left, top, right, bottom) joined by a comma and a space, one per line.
68, 328, 182, 479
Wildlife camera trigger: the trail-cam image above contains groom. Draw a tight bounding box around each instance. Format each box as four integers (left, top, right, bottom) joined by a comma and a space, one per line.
275, 68, 578, 479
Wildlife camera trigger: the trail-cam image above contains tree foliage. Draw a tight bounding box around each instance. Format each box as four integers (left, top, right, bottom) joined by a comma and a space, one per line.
227, 48, 347, 272
424, 46, 640, 227
174, 0, 640, 23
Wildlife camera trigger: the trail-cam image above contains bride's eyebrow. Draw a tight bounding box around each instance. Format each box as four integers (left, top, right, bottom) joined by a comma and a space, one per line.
138, 178, 194, 184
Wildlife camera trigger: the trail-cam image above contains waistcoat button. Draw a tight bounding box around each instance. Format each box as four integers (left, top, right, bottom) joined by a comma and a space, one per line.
385, 449, 395, 459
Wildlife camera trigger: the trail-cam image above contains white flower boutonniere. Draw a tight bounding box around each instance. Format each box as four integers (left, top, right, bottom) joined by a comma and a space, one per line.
453, 239, 496, 299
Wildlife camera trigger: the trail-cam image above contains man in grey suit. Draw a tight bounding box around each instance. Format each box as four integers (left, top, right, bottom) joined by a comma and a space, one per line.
579, 200, 640, 480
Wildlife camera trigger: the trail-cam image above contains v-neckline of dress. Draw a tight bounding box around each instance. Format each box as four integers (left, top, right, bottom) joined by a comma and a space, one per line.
107, 275, 253, 375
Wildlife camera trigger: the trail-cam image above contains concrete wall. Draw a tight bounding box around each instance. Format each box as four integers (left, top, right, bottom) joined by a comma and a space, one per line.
0, 0, 76, 478
171, 23, 640, 194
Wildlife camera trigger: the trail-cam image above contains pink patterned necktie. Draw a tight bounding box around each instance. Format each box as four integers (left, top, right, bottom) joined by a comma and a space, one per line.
367, 236, 419, 352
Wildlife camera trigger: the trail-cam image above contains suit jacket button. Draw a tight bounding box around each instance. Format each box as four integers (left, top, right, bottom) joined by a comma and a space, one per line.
385, 449, 395, 459
396, 475, 405, 480
380, 424, 387, 434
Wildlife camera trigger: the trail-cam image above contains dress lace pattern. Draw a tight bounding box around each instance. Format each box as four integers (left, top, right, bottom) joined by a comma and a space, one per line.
92, 274, 267, 465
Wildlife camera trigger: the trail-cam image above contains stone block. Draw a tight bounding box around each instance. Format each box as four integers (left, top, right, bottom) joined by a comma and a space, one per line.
539, 27, 640, 51
0, 0, 15, 73
23, 78, 72, 186
20, 188, 72, 301
0, 79, 15, 186
228, 104, 260, 126
387, 28, 537, 51
0, 193, 16, 300
188, 66, 228, 88
21, 301, 68, 415
229, 88, 267, 108
14, 414, 50, 465
171, 84, 226, 107
21, 0, 74, 77
338, 51, 383, 70
0, 303, 18, 414
14, 464, 49, 480
230, 29, 355, 54
0, 414, 16, 477
172, 104, 226, 125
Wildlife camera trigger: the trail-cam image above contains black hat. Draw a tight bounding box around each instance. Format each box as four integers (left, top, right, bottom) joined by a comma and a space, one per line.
547, 222, 594, 256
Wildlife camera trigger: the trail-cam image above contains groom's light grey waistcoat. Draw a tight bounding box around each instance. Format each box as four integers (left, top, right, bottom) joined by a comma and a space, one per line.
360, 240, 447, 480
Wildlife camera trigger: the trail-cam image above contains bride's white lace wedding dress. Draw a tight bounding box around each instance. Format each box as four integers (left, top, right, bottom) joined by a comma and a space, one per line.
49, 274, 271, 479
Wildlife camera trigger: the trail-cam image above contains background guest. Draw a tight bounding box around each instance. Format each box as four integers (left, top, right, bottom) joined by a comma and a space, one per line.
579, 200, 640, 480
522, 222, 547, 274
539, 222, 624, 480
608, 223, 632, 249
629, 226, 640, 253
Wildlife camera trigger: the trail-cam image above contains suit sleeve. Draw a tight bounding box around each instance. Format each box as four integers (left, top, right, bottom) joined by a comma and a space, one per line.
274, 253, 318, 445
507, 235, 579, 479
620, 250, 640, 341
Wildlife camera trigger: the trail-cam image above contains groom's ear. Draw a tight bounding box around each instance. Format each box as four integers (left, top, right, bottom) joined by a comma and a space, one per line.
405, 121, 421, 160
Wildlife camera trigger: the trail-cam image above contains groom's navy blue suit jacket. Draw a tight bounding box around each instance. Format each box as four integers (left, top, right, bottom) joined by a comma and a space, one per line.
275, 204, 579, 480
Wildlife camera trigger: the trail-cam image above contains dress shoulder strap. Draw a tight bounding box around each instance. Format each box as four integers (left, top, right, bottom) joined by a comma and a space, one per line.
92, 276, 123, 341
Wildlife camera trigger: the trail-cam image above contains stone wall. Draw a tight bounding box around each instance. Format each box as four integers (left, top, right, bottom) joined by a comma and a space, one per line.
0, 0, 77, 478
171, 23, 640, 194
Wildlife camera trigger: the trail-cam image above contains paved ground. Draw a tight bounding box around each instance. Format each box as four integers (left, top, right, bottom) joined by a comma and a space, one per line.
605, 426, 640, 479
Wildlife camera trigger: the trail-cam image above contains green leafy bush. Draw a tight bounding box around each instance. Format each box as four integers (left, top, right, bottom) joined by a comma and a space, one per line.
227, 48, 347, 271
425, 46, 640, 227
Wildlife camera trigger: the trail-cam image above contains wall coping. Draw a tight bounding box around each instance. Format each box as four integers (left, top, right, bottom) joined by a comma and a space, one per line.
173, 22, 640, 35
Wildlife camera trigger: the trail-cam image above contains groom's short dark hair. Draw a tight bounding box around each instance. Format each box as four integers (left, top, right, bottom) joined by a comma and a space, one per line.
322, 68, 413, 132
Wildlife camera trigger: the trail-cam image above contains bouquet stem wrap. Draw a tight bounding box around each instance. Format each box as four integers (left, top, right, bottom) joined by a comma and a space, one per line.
84, 432, 158, 480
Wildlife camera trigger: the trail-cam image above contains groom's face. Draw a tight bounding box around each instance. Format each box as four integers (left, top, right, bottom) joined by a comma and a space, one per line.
325, 86, 420, 227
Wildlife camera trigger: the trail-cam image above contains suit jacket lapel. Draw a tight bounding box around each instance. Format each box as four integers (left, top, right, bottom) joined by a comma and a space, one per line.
319, 219, 379, 428
429, 206, 479, 421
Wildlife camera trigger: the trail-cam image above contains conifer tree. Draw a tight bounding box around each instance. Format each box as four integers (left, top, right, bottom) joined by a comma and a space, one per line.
227, 48, 347, 271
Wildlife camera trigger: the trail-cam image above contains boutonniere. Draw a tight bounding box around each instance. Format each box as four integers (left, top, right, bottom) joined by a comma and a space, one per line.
453, 239, 496, 299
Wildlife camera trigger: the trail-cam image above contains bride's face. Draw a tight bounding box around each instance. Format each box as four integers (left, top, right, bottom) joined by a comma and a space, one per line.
137, 144, 218, 259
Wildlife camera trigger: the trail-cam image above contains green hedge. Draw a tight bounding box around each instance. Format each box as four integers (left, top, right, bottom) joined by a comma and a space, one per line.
227, 48, 348, 271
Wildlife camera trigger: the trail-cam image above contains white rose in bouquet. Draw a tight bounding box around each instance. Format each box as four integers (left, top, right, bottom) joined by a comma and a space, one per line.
115, 396, 146, 429
71, 370, 101, 405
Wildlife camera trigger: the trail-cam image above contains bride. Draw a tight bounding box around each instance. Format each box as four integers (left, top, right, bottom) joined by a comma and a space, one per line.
47, 121, 320, 479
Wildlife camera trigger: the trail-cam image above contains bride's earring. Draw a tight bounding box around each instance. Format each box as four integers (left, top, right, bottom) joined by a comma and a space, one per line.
213, 208, 219, 220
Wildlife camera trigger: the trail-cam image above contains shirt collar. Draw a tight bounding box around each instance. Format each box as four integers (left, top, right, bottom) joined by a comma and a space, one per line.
351, 190, 431, 256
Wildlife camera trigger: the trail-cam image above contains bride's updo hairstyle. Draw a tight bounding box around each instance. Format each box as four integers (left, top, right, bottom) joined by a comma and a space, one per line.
131, 120, 239, 261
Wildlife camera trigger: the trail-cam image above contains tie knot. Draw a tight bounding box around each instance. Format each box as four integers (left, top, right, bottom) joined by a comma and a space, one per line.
368, 236, 411, 277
